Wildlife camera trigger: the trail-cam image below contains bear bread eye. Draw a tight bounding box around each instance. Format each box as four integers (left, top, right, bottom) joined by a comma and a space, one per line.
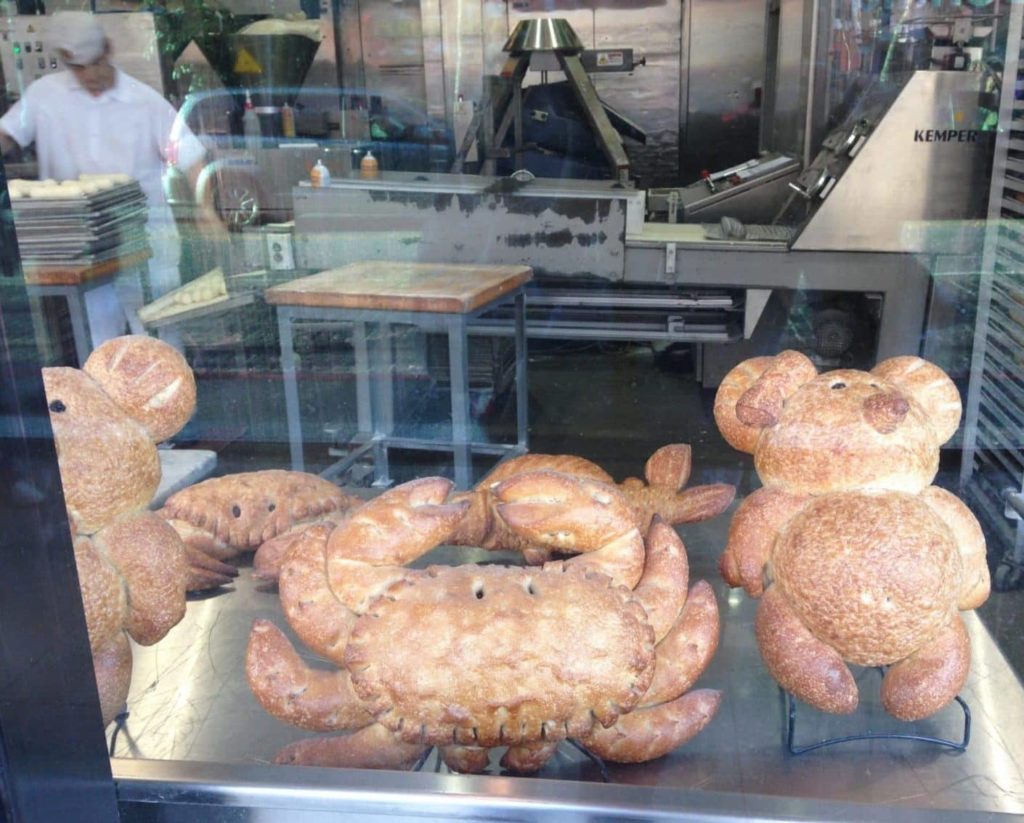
49, 400, 66, 412
831, 382, 846, 390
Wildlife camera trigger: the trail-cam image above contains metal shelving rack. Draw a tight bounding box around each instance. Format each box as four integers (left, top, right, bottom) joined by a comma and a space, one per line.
961, 0, 1024, 592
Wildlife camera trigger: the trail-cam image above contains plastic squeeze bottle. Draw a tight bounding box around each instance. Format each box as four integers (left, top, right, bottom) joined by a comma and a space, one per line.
242, 91, 261, 149
281, 101, 296, 138
360, 150, 379, 179
310, 159, 331, 187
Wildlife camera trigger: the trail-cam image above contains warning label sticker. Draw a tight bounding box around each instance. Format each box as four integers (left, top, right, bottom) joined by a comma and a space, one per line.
234, 48, 263, 75
596, 51, 624, 67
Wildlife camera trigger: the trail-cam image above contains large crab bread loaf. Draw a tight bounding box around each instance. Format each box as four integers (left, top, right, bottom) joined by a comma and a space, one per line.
344, 564, 657, 747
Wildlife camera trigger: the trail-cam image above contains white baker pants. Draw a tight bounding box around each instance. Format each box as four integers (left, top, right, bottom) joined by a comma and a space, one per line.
83, 218, 183, 350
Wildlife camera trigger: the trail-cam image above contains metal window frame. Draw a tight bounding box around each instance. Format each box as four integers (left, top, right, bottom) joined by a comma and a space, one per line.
0, 161, 120, 822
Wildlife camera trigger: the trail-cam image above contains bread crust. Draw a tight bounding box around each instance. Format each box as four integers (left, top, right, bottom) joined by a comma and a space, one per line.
755, 370, 939, 495
73, 535, 128, 653
95, 511, 188, 646
247, 619, 374, 732
755, 585, 858, 714
871, 356, 961, 445
920, 486, 990, 610
642, 581, 720, 706
631, 518, 689, 643
880, 615, 970, 721
274, 724, 427, 769
344, 565, 656, 748
581, 689, 722, 763
720, 487, 810, 596
713, 356, 775, 453
772, 492, 960, 666
43, 368, 160, 535
161, 470, 358, 549
93, 632, 132, 727
83, 335, 196, 443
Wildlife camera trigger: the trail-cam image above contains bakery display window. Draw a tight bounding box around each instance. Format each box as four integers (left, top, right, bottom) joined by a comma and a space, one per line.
2, 1, 1024, 820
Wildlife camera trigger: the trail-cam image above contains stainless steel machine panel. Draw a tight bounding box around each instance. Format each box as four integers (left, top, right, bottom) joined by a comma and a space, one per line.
793, 71, 991, 253
338, 0, 428, 120
292, 172, 636, 281
681, 0, 766, 180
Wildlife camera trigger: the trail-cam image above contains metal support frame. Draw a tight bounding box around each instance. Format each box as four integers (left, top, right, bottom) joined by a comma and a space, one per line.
557, 52, 632, 184
622, 243, 931, 363
959, 0, 1024, 592
276, 286, 529, 490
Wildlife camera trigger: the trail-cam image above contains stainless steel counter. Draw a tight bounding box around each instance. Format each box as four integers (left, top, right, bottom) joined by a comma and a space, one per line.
111, 509, 1024, 820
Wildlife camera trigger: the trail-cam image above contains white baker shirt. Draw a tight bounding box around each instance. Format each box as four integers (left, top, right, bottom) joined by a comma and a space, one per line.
1, 67, 207, 343
0, 66, 206, 229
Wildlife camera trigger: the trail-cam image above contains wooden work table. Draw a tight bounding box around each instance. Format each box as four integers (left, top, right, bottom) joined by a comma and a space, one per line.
267, 260, 532, 488
264, 261, 533, 313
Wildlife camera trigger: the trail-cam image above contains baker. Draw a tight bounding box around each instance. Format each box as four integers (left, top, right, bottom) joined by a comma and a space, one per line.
0, 11, 221, 345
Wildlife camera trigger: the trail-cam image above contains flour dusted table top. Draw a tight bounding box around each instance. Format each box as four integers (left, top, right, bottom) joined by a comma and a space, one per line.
264, 261, 533, 314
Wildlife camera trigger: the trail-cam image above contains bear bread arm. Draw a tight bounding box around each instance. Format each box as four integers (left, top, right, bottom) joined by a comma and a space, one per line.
720, 487, 810, 597
919, 486, 990, 611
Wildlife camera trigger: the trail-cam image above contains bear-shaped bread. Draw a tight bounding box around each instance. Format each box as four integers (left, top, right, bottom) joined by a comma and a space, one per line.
713, 351, 988, 721
43, 335, 196, 725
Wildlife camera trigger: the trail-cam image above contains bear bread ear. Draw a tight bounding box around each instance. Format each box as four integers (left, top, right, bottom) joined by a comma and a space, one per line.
714, 350, 817, 454
870, 356, 961, 445
83, 335, 196, 444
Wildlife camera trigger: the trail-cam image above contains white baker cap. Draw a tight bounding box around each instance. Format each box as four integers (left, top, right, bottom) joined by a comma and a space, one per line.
51, 12, 107, 65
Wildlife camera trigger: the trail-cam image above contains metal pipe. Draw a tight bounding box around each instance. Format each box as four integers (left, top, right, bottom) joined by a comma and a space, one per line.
803, 0, 821, 169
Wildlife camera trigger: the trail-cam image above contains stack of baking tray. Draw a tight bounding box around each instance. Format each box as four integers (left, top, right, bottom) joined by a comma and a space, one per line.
10, 181, 150, 267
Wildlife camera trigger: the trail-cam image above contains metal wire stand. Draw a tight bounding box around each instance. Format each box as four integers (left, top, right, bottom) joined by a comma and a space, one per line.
784, 670, 971, 755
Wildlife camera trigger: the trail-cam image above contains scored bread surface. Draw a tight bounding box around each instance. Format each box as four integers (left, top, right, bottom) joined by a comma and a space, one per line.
345, 564, 656, 747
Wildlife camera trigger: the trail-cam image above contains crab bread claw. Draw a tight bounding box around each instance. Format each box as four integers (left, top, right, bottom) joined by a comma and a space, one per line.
326, 477, 469, 566
495, 471, 638, 553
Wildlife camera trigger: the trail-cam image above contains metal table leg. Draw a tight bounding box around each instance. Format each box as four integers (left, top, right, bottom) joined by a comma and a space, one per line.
448, 314, 472, 490
352, 321, 373, 440
277, 308, 305, 472
64, 286, 95, 367
514, 291, 528, 450
367, 321, 393, 487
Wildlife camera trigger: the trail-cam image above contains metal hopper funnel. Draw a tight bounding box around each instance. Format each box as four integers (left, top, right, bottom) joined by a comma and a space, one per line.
199, 32, 320, 107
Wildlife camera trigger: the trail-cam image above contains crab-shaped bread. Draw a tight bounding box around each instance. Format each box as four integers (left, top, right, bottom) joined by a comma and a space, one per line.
160, 470, 364, 589
43, 335, 195, 725
246, 471, 725, 773
713, 351, 989, 721
162, 444, 735, 591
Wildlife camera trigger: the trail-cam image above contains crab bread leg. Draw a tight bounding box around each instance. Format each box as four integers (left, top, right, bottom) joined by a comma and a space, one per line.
581, 689, 722, 763
246, 619, 374, 732
275, 723, 428, 769
631, 518, 689, 644
642, 580, 720, 706
278, 524, 355, 665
